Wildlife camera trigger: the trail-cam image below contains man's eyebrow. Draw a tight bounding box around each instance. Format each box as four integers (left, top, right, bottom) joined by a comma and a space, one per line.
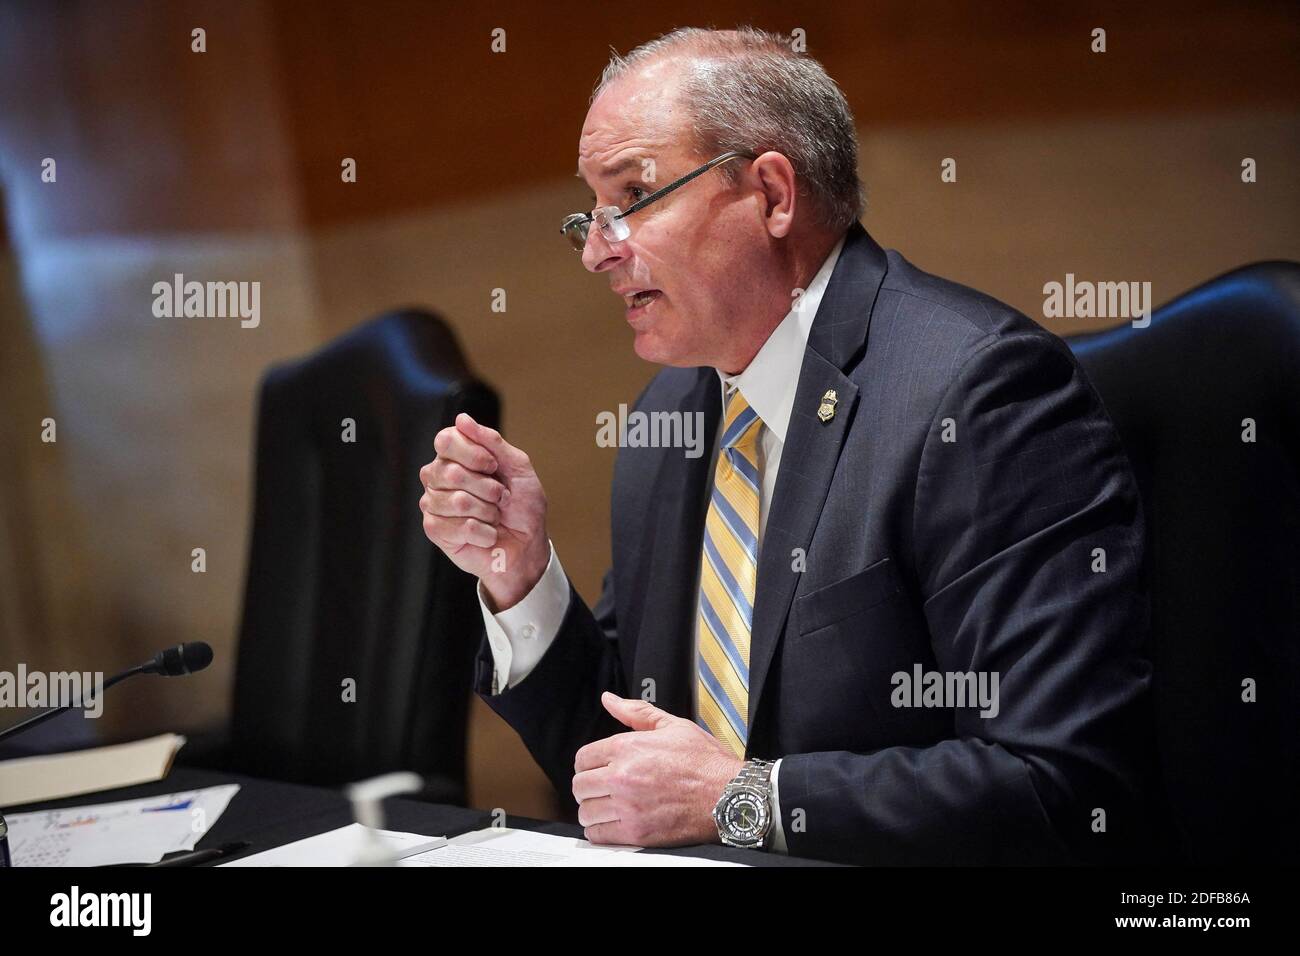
574, 156, 650, 181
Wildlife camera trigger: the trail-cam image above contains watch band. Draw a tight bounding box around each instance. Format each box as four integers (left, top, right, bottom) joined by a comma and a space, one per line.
742, 759, 776, 849
734, 758, 775, 790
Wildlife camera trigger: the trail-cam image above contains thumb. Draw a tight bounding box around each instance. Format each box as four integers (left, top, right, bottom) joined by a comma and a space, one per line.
456, 413, 528, 475
602, 691, 673, 731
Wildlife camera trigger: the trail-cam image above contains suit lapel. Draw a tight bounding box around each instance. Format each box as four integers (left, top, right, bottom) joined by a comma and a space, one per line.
746, 223, 890, 743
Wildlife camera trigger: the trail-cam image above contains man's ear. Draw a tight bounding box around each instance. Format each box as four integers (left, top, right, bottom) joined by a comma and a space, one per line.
751, 151, 798, 239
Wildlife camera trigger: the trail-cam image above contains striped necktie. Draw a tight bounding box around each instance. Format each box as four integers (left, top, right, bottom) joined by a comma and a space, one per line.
696, 387, 763, 758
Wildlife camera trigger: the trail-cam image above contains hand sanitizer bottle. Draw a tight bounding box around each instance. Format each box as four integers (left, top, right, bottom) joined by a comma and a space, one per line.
345, 772, 423, 866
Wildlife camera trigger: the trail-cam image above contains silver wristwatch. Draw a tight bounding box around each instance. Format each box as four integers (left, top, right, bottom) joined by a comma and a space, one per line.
712, 758, 776, 849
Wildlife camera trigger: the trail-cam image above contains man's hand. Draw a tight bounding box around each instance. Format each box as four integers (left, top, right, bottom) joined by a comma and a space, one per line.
573, 692, 744, 847
418, 412, 549, 610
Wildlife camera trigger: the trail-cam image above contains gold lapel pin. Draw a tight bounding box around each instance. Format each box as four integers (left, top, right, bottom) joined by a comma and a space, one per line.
817, 388, 839, 423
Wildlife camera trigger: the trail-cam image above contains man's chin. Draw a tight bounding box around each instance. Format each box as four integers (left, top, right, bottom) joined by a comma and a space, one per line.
632, 331, 697, 368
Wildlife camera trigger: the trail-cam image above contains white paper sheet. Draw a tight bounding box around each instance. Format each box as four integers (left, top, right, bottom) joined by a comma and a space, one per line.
398, 827, 747, 867
218, 824, 447, 867
6, 784, 240, 867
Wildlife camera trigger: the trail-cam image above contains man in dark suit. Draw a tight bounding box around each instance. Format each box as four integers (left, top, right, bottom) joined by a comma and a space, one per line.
419, 27, 1153, 865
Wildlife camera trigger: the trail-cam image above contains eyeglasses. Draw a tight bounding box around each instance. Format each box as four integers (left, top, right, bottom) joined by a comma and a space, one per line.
561, 150, 756, 252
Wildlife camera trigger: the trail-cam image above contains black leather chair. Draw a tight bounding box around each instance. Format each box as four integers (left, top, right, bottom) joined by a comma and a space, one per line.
1066, 262, 1300, 864
214, 308, 498, 805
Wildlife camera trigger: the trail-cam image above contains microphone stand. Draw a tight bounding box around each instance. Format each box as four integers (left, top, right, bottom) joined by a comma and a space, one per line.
0, 665, 145, 746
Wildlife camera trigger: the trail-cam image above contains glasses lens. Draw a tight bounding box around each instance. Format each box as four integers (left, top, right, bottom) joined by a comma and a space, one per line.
561, 214, 589, 251
593, 206, 631, 243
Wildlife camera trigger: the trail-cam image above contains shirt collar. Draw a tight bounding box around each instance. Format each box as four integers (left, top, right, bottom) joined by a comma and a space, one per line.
717, 232, 846, 445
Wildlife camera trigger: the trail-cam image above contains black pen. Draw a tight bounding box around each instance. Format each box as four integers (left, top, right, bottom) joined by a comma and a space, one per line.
106, 841, 251, 867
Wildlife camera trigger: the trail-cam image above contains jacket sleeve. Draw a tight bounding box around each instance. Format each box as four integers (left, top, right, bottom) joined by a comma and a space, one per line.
777, 331, 1155, 865
473, 567, 628, 803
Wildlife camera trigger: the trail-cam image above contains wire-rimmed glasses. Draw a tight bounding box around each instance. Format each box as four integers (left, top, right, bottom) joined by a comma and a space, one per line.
561, 150, 756, 252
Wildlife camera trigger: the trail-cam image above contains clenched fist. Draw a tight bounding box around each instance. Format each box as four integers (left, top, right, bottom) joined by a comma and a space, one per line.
419, 413, 549, 611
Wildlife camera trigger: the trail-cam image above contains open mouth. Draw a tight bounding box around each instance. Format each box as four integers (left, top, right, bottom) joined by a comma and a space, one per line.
626, 289, 662, 309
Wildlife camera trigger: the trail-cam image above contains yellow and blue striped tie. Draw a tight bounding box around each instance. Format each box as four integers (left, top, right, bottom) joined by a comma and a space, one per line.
697, 387, 762, 758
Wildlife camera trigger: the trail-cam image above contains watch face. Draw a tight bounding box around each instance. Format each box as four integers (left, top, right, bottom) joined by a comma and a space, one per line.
718, 787, 771, 846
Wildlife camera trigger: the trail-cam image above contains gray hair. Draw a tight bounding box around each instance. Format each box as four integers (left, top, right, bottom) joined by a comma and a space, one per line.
592, 27, 865, 232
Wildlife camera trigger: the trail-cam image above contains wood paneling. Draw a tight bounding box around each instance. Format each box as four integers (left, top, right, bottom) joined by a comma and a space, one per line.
2, 0, 1296, 236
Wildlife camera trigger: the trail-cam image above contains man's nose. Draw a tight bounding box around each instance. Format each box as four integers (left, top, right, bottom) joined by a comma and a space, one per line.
581, 228, 628, 273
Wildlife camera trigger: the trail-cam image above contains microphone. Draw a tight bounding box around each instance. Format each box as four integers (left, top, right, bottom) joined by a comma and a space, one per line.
144, 642, 214, 677
0, 642, 214, 745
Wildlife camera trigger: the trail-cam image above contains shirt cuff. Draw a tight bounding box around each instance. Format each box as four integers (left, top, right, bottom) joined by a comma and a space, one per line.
477, 540, 569, 694
768, 758, 788, 854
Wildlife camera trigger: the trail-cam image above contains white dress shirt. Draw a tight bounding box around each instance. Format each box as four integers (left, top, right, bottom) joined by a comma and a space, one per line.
478, 233, 847, 853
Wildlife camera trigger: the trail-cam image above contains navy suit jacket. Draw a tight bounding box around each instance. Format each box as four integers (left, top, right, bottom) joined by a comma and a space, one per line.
475, 222, 1155, 865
